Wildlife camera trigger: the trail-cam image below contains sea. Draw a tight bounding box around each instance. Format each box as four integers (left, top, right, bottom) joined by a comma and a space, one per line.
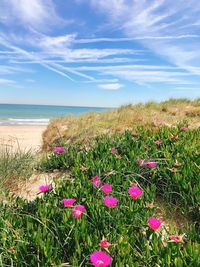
0, 104, 109, 126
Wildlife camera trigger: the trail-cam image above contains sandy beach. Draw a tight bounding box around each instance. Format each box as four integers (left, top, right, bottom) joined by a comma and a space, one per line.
0, 126, 47, 151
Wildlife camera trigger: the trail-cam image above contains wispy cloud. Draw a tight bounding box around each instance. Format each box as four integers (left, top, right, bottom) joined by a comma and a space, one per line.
0, 78, 16, 85
72, 64, 196, 85
0, 65, 33, 75
1, 0, 200, 98
0, 0, 66, 31
98, 83, 123, 90
76, 35, 200, 44
0, 36, 75, 81
89, 0, 200, 73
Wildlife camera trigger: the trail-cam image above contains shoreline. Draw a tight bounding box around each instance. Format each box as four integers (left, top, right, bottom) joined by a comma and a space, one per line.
0, 125, 47, 151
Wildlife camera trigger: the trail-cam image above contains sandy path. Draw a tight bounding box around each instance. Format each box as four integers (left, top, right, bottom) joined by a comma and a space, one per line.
0, 125, 46, 151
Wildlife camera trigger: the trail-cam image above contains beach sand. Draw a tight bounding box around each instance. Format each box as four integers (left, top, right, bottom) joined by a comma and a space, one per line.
0, 126, 46, 151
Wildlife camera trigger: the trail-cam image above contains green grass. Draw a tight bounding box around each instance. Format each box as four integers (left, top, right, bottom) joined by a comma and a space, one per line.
0, 125, 199, 266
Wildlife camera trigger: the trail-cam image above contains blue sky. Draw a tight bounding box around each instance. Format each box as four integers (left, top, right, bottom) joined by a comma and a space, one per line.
0, 0, 200, 107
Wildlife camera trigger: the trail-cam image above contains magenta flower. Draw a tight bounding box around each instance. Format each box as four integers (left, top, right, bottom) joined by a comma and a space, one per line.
39, 184, 51, 193
181, 127, 187, 131
90, 251, 112, 267
62, 198, 76, 207
93, 176, 101, 187
155, 139, 162, 145
54, 147, 65, 153
111, 147, 117, 154
128, 185, 143, 199
101, 184, 112, 194
146, 161, 157, 168
72, 205, 85, 219
148, 217, 161, 231
104, 196, 118, 208
99, 239, 111, 249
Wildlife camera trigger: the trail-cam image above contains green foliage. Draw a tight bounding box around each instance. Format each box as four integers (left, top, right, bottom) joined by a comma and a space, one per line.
0, 126, 199, 266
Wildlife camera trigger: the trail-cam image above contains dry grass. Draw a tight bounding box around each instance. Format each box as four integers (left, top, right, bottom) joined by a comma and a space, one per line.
42, 98, 200, 150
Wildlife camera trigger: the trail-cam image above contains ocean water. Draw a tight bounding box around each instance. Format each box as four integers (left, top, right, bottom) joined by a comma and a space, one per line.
0, 104, 108, 126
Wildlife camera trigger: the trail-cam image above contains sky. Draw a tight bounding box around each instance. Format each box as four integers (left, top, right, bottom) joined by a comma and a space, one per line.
0, 0, 200, 107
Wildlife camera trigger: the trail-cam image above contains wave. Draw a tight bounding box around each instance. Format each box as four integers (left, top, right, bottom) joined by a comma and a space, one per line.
8, 118, 50, 122
0, 118, 50, 125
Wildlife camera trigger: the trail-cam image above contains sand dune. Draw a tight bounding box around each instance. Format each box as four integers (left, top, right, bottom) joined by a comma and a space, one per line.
0, 126, 46, 151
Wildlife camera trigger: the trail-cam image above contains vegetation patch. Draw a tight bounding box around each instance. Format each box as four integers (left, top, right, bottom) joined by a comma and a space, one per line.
0, 125, 199, 266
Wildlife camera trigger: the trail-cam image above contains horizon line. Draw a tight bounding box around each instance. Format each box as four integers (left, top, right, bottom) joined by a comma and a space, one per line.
0, 102, 114, 109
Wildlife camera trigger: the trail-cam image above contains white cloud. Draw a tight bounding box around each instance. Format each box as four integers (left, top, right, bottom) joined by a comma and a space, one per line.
98, 83, 123, 90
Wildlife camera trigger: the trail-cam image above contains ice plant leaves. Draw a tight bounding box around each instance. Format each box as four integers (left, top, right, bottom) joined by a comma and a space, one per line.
0, 126, 199, 266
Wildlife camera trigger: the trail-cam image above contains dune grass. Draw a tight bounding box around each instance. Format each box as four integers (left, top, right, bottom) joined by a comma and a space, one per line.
0, 147, 34, 193
0, 125, 199, 266
42, 98, 200, 150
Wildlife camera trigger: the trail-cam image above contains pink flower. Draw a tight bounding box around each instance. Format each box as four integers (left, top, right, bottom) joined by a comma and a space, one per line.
54, 147, 65, 153
181, 127, 187, 131
93, 176, 101, 187
169, 235, 183, 243
146, 161, 157, 168
155, 139, 162, 145
90, 251, 112, 267
111, 148, 117, 154
72, 205, 85, 219
62, 198, 76, 207
148, 217, 161, 231
128, 185, 143, 199
104, 196, 118, 208
101, 184, 112, 194
39, 184, 51, 193
99, 239, 111, 249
